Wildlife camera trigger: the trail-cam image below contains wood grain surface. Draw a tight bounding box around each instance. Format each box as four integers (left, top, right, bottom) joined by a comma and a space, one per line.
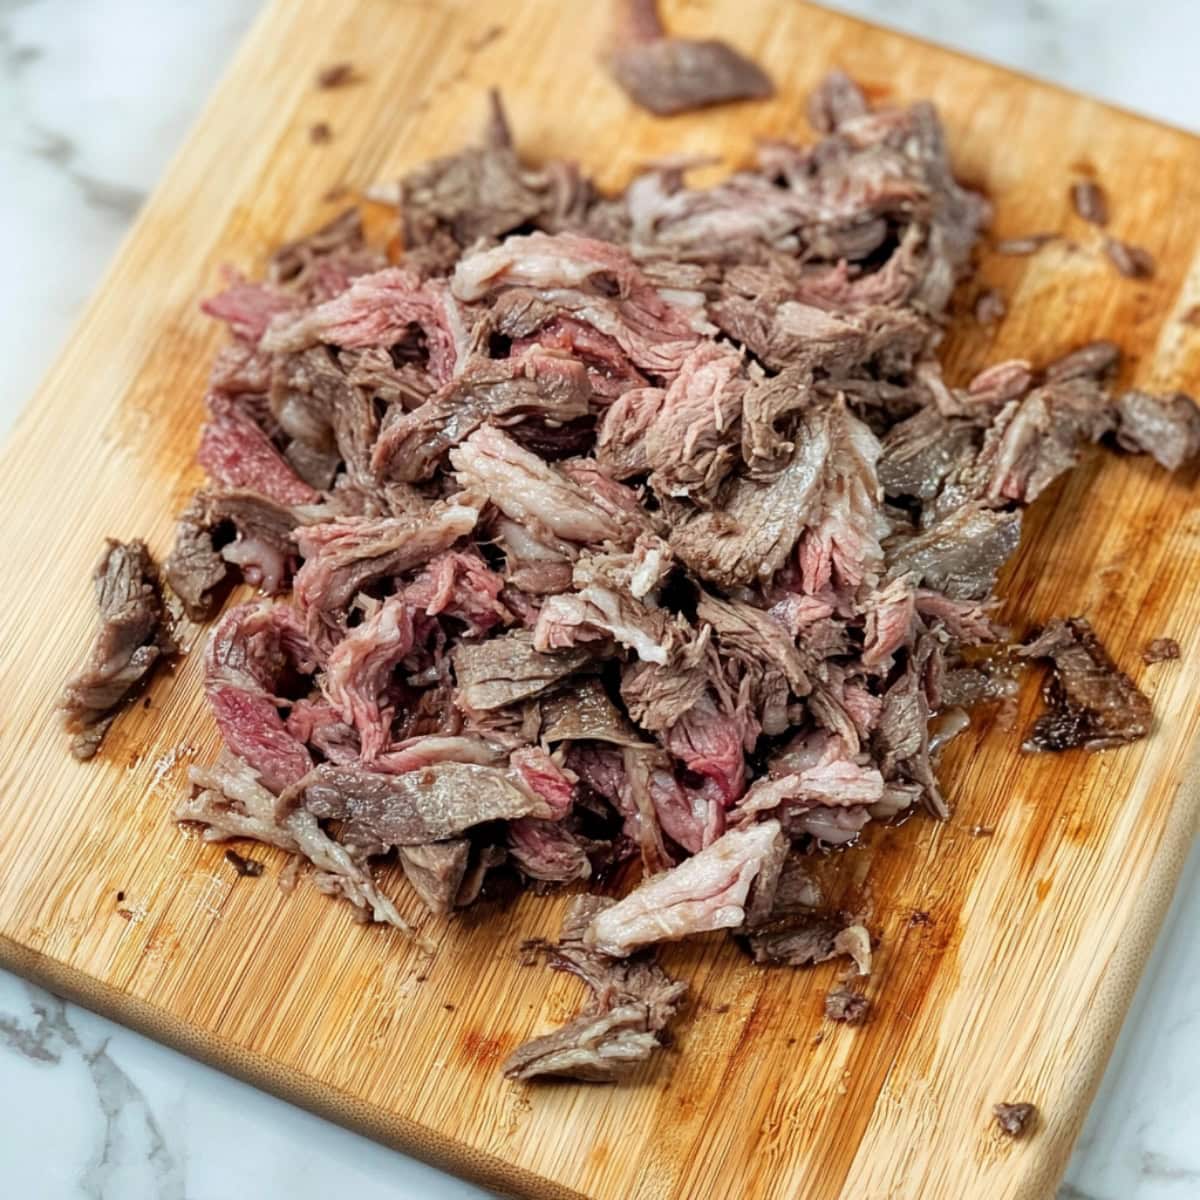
2, 2, 1199, 1197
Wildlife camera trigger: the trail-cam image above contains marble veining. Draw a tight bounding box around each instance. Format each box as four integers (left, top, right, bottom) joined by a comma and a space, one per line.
0, 1, 1196, 1197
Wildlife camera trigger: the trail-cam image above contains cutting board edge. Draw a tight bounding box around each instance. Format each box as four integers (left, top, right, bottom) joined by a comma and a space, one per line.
0, 934, 587, 1200
1013, 762, 1200, 1200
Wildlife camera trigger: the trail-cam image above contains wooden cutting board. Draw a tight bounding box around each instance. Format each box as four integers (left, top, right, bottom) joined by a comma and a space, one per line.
2, 1, 1199, 1196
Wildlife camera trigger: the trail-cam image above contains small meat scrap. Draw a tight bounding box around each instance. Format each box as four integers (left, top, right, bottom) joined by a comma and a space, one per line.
1070, 180, 1108, 226
607, 0, 772, 116
1104, 237, 1155, 279
60, 539, 176, 759
744, 913, 872, 972
1143, 637, 1181, 665
224, 848, 265, 877
316, 62, 357, 89
504, 896, 686, 1082
824, 984, 870, 1025
993, 1101, 1038, 1138
973, 288, 1006, 325
1042, 339, 1121, 384
1018, 617, 1151, 751
1115, 390, 1200, 470
994, 233, 1058, 256
309, 122, 332, 144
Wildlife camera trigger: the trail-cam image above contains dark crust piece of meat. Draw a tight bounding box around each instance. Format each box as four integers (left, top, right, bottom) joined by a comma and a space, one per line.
1115, 390, 1200, 471
1104, 237, 1155, 279
60, 539, 176, 759
503, 895, 686, 1082
993, 1102, 1038, 1138
607, 0, 772, 117
1142, 637, 1181, 665
740, 911, 872, 971
1070, 180, 1108, 227
452, 631, 593, 712
1018, 617, 1151, 751
824, 984, 871, 1024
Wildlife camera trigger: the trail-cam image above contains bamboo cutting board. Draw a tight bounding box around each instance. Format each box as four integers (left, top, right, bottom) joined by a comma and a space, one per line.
2, 2, 1199, 1197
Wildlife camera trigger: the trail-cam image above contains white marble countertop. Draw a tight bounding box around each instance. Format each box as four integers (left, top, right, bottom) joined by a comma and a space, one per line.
1, 2, 1196, 1197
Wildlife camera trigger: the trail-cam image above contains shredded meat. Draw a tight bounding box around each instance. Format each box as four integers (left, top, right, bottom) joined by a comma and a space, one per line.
57, 70, 1196, 1080
993, 1102, 1038, 1138
503, 895, 686, 1081
60, 540, 176, 758
1018, 618, 1151, 751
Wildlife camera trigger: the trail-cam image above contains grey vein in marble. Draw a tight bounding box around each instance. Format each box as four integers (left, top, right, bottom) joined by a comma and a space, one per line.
2, 984, 185, 1199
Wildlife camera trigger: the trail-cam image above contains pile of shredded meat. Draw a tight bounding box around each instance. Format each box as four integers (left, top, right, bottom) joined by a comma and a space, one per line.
60, 71, 1197, 1083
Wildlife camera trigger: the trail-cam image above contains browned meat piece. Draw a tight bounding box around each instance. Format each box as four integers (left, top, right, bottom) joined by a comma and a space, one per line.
1070, 180, 1108, 226
60, 539, 176, 759
981, 378, 1115, 504
1104, 237, 1155, 279
741, 912, 871, 972
696, 592, 811, 699
297, 760, 553, 848
584, 820, 784, 956
824, 984, 871, 1024
1042, 339, 1121, 384
452, 630, 592, 712
1115, 390, 1200, 470
1018, 617, 1151, 751
266, 208, 382, 298
165, 496, 230, 621
620, 633, 712, 733
397, 841, 471, 916
993, 1102, 1038, 1138
391, 91, 591, 261
606, 0, 772, 117
595, 386, 666, 477
373, 349, 592, 481
503, 895, 686, 1082
887, 503, 1022, 601
669, 438, 827, 589
878, 407, 983, 502
1143, 637, 1181, 665
540, 678, 645, 746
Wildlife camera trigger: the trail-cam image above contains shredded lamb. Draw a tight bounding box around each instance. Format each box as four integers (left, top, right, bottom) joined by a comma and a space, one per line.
62, 72, 1200, 1084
